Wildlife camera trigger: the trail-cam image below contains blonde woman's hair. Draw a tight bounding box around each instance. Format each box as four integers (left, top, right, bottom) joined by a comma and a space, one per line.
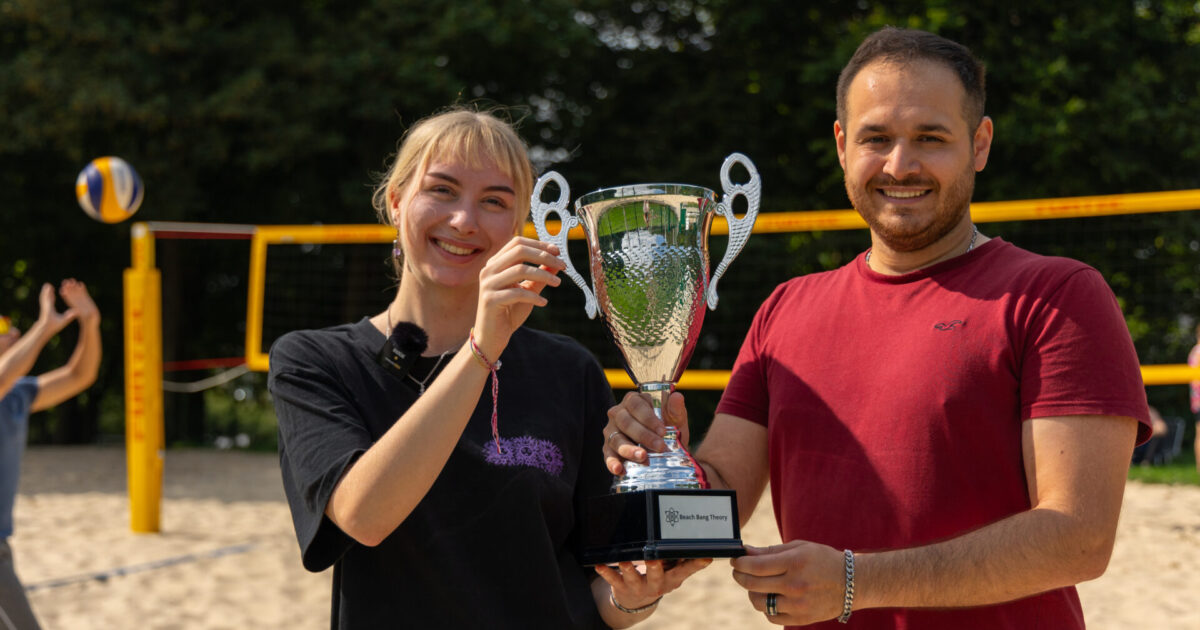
373, 106, 533, 221
371, 106, 534, 280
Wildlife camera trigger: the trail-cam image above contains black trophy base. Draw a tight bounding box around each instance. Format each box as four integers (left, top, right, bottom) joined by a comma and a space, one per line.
580, 488, 745, 566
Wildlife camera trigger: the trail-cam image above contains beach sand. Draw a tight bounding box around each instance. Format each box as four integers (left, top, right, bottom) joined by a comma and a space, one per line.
11, 446, 1199, 629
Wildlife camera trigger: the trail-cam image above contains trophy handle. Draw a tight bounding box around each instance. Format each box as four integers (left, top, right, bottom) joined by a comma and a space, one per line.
707, 153, 761, 310
530, 171, 598, 319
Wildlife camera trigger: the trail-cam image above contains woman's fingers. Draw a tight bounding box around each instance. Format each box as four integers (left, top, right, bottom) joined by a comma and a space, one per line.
478, 240, 565, 301
486, 263, 563, 292
664, 558, 713, 587
472, 238, 568, 356
484, 237, 565, 276
595, 558, 713, 609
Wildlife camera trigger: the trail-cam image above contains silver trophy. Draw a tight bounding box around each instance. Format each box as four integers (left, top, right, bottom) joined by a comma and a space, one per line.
532, 153, 761, 563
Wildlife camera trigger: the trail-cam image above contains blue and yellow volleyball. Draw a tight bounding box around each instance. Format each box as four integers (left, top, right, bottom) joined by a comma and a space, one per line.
75, 156, 144, 223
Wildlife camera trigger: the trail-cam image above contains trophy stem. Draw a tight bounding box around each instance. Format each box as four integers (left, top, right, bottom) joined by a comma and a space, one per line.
640, 382, 673, 422
610, 382, 709, 493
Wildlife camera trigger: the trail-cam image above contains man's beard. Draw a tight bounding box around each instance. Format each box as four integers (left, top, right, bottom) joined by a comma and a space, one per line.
847, 162, 976, 253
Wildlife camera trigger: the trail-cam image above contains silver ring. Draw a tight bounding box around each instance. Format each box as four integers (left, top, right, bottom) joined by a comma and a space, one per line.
766, 592, 779, 616
607, 430, 622, 444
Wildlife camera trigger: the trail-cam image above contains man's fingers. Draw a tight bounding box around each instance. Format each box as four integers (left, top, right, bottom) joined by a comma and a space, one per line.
603, 426, 652, 467
616, 440, 650, 463
731, 542, 803, 576
731, 567, 777, 594
602, 428, 636, 474
609, 392, 667, 451
603, 390, 677, 474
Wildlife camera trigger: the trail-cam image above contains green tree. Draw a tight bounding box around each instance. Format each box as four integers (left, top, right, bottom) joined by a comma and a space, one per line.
2, 0, 1199, 441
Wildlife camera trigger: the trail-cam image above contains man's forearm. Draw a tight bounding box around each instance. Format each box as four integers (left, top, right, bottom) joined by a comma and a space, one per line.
855, 505, 1114, 610
699, 460, 766, 529
692, 414, 771, 529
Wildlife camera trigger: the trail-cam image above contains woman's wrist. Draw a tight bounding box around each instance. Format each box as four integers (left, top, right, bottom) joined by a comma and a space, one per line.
466, 328, 502, 370
609, 589, 662, 615
468, 327, 510, 364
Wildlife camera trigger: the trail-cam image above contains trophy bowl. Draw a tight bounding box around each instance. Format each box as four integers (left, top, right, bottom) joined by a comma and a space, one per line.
532, 153, 761, 564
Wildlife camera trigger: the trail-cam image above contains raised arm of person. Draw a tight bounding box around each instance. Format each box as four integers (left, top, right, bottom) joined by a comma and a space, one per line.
0, 282, 78, 399
31, 279, 101, 412
729, 413, 1139, 625
321, 237, 564, 546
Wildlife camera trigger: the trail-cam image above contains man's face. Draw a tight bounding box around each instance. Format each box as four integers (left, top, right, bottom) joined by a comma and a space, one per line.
835, 59, 992, 253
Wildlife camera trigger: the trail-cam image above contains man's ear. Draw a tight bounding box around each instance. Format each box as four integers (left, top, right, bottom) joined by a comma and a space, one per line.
972, 116, 994, 172
834, 120, 848, 170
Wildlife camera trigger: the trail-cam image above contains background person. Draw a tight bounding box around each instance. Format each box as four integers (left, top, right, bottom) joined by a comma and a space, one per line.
1, 279, 101, 630
1130, 404, 1183, 466
268, 106, 708, 629
604, 27, 1150, 629
1188, 323, 1200, 475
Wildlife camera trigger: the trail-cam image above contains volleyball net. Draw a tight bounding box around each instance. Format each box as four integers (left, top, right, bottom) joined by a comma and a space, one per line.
123, 188, 1200, 531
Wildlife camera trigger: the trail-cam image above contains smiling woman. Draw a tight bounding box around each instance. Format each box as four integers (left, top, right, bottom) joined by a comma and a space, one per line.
266, 106, 710, 629
390, 159, 522, 292
370, 109, 535, 286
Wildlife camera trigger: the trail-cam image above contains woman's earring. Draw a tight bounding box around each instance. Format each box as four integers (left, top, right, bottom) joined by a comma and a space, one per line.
392, 234, 401, 259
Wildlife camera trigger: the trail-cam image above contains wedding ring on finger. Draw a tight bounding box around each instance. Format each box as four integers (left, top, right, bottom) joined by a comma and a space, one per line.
766, 592, 779, 616
607, 430, 622, 445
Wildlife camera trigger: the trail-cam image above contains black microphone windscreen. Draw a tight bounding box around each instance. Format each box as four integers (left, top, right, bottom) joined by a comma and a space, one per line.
390, 322, 429, 356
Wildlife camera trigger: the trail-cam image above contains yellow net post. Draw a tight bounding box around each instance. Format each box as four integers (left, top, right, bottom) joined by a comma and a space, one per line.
123, 222, 164, 533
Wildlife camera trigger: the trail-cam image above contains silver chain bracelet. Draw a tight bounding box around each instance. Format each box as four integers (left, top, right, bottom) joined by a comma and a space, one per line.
610, 590, 662, 614
838, 549, 855, 623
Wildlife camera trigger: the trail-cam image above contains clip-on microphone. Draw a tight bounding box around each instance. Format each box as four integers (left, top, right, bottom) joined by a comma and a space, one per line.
378, 321, 429, 380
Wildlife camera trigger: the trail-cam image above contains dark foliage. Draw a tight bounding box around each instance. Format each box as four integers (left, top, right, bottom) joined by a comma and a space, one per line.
2, 0, 1198, 442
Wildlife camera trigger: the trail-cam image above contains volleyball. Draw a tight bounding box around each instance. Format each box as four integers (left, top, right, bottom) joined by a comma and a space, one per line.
76, 156, 144, 223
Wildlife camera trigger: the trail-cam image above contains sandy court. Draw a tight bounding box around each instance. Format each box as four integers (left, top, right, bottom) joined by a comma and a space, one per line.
10, 445, 1200, 629
14, 447, 330, 629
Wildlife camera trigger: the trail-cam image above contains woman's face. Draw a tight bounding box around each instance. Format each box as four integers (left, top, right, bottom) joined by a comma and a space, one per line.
393, 157, 520, 291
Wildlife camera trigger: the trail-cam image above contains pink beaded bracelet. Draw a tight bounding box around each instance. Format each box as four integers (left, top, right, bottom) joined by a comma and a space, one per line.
468, 328, 502, 454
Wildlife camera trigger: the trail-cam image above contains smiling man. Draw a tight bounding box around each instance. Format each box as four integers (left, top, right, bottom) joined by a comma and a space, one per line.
834, 40, 991, 271
603, 27, 1151, 629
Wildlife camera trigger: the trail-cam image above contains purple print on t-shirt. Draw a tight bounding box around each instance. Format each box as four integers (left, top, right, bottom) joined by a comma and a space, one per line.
483, 436, 564, 476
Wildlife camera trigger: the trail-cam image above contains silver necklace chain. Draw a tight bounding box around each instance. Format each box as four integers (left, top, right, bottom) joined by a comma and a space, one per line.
408, 351, 450, 394
866, 225, 979, 265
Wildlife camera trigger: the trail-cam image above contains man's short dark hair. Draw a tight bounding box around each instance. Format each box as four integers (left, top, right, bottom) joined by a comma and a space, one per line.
836, 27, 987, 131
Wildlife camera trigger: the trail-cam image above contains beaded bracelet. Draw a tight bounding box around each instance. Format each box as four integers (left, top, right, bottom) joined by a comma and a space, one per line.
610, 591, 662, 614
468, 328, 503, 454
837, 548, 855, 623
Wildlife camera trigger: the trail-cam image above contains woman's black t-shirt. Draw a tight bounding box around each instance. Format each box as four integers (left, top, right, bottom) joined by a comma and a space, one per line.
269, 319, 615, 629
